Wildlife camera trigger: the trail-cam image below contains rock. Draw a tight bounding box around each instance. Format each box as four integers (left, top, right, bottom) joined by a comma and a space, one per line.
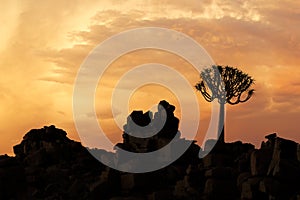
89, 181, 111, 199
173, 178, 201, 199
120, 100, 181, 153
265, 133, 277, 140
250, 148, 273, 176
129, 111, 152, 127
268, 159, 300, 180
266, 181, 298, 200
185, 165, 205, 189
120, 173, 159, 192
268, 137, 300, 179
203, 139, 218, 153
237, 152, 252, 173
173, 164, 203, 198
121, 174, 136, 191
110, 197, 145, 200
204, 178, 237, 199
13, 125, 70, 158
237, 172, 251, 191
241, 177, 267, 200
173, 179, 187, 198
164, 165, 182, 184
202, 154, 232, 168
68, 179, 88, 199
13, 144, 24, 158
148, 190, 173, 200
24, 148, 48, 166
1, 103, 300, 200
204, 167, 235, 179
273, 137, 298, 160
0, 156, 27, 199
258, 177, 280, 196
297, 144, 300, 162
261, 133, 277, 149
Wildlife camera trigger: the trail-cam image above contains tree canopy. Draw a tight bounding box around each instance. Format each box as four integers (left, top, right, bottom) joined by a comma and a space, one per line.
195, 65, 255, 105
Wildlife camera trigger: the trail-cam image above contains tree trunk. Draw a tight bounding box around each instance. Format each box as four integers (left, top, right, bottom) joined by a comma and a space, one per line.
218, 103, 225, 143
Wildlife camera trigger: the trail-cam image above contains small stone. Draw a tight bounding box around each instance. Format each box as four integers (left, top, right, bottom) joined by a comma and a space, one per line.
265, 133, 277, 140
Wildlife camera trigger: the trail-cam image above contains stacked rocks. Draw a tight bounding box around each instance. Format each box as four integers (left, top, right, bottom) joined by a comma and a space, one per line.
0, 102, 299, 199
240, 133, 300, 200
6, 125, 116, 199
119, 100, 180, 153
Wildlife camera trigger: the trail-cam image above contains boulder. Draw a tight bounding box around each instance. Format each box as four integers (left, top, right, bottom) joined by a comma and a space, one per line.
148, 190, 173, 200
204, 178, 237, 199
265, 133, 277, 141
204, 167, 235, 179
237, 152, 252, 173
203, 139, 218, 153
273, 137, 298, 160
0, 157, 27, 199
297, 144, 300, 162
250, 148, 272, 176
202, 154, 232, 168
268, 159, 300, 180
258, 177, 280, 196
120, 173, 159, 192
173, 179, 187, 198
121, 100, 181, 153
1, 106, 300, 199
241, 177, 267, 200
268, 137, 300, 179
237, 172, 251, 191
121, 174, 136, 191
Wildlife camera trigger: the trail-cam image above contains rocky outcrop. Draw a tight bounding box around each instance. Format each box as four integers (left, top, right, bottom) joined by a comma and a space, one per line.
4, 125, 116, 199
0, 102, 299, 199
240, 133, 300, 200
119, 100, 180, 153
0, 155, 26, 199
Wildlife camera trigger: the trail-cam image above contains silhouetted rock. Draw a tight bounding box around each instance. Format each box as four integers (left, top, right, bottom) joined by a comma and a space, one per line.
204, 178, 237, 200
0, 155, 26, 199
250, 148, 273, 176
241, 177, 266, 200
5, 125, 111, 199
267, 137, 300, 180
120, 100, 180, 153
265, 132, 277, 140
0, 103, 299, 199
298, 144, 300, 162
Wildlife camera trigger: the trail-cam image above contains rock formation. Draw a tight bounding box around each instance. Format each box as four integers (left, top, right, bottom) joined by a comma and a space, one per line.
118, 100, 180, 153
1, 125, 118, 199
0, 102, 299, 199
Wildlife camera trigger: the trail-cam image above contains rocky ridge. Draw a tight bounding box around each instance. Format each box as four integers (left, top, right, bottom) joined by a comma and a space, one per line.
0, 101, 300, 199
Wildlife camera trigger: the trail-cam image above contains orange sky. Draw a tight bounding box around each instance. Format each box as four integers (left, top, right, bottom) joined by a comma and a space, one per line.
1, 0, 300, 155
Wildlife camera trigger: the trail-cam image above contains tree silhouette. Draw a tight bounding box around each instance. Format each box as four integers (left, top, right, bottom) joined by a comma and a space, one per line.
195, 65, 255, 143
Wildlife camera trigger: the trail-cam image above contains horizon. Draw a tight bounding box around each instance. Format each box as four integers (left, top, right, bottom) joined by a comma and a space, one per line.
1, 1, 300, 155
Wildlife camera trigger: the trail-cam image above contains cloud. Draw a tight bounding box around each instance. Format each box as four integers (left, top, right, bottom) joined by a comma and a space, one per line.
39, 1, 300, 145
0, 0, 108, 154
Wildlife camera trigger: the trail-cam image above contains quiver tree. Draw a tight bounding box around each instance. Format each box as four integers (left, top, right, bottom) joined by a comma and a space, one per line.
195, 65, 255, 143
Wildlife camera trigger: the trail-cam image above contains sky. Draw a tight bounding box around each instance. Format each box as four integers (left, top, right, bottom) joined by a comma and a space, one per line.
0, 0, 300, 154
